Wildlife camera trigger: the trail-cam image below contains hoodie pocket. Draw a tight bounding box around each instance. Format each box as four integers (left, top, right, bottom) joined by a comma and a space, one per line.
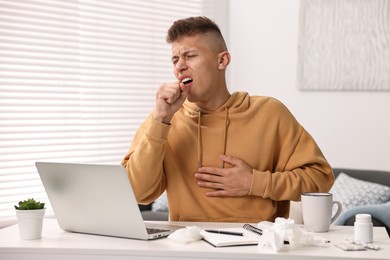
178, 215, 261, 223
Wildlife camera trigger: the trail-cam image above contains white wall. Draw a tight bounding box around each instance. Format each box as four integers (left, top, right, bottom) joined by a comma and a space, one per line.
228, 0, 390, 171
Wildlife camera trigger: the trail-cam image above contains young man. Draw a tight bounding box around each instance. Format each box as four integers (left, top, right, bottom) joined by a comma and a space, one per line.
122, 16, 334, 222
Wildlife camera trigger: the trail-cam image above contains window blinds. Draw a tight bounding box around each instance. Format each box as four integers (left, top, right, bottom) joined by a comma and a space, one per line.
0, 0, 215, 225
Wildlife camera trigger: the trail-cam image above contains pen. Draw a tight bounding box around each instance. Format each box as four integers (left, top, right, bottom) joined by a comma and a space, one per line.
205, 230, 244, 236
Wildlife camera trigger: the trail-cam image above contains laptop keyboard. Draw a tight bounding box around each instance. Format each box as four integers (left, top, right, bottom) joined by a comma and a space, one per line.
147, 227, 170, 235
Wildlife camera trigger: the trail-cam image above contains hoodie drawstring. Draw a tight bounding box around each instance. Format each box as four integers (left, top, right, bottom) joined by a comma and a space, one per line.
197, 110, 203, 169
221, 106, 229, 168
197, 107, 229, 169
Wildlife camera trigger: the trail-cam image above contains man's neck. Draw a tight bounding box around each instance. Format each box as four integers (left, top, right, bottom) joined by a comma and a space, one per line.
193, 89, 231, 112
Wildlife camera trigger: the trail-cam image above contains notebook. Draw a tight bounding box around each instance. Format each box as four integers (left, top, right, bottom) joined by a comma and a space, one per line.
200, 226, 262, 247
35, 162, 178, 240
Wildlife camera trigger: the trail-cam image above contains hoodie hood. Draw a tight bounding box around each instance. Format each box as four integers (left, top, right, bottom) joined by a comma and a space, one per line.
182, 91, 250, 116
181, 92, 250, 168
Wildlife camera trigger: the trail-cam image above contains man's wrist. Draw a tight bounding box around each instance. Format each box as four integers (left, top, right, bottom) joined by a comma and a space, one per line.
153, 113, 172, 125
147, 118, 171, 139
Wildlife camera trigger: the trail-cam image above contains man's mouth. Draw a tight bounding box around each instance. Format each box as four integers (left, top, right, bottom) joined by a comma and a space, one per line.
181, 77, 193, 85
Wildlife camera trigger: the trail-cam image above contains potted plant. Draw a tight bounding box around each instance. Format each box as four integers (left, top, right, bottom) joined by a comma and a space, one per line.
14, 198, 46, 240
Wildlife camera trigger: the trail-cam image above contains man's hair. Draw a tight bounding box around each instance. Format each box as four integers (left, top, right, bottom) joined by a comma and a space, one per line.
166, 16, 227, 50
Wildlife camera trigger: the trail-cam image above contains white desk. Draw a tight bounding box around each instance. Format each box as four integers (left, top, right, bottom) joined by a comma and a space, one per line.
0, 219, 389, 260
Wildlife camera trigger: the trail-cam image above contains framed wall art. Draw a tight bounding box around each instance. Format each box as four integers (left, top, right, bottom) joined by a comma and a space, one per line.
298, 0, 390, 91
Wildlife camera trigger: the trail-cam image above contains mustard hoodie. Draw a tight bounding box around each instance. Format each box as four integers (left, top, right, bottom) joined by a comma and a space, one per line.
122, 92, 334, 222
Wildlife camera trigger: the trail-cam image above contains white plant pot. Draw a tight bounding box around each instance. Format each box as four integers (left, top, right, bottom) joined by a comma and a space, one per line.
15, 209, 45, 240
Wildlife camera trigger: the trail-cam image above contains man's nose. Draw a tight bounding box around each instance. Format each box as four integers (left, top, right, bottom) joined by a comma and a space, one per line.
175, 58, 188, 72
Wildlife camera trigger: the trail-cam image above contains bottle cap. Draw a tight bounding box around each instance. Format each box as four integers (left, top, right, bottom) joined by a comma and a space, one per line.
355, 213, 371, 222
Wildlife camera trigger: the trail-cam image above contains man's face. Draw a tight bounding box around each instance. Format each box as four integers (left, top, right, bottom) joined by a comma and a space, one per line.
171, 34, 222, 103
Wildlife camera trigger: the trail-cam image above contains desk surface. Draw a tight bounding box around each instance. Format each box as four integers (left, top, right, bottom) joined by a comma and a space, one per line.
0, 219, 389, 260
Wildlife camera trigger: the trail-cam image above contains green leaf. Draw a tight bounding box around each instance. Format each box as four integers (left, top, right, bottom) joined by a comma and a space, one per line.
14, 198, 45, 210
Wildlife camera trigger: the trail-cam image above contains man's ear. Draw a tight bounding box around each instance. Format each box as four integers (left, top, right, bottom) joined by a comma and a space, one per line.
218, 51, 231, 70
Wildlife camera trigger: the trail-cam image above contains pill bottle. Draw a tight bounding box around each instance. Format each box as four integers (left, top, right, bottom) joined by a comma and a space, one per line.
354, 214, 373, 243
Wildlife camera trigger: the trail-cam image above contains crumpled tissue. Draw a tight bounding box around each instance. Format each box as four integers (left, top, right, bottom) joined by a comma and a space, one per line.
167, 226, 203, 244
257, 217, 328, 252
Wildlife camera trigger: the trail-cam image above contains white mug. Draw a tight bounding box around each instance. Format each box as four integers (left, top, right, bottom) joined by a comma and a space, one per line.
301, 192, 342, 232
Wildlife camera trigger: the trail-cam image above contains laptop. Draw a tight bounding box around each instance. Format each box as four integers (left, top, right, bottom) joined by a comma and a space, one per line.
35, 162, 178, 240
